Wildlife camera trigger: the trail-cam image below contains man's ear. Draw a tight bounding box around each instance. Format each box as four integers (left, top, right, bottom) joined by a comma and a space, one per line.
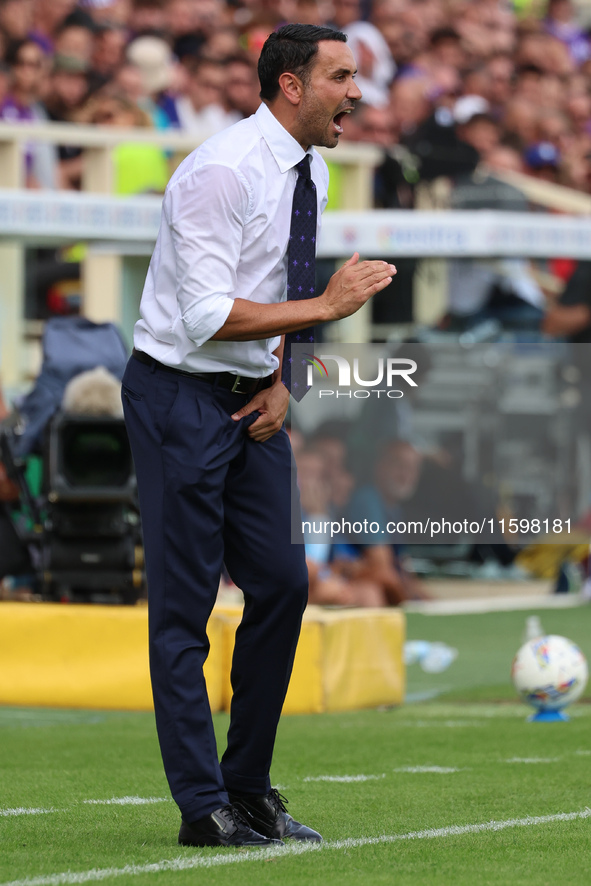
278, 71, 303, 106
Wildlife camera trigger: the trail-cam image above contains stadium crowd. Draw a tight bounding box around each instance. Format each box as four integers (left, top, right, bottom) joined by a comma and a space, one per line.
1, 0, 591, 196
4, 0, 591, 331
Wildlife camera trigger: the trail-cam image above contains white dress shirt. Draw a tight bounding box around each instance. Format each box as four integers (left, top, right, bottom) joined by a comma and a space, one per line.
134, 102, 329, 377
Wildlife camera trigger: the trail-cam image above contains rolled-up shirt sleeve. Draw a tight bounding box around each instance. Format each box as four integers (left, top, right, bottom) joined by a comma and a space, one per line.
164, 163, 251, 346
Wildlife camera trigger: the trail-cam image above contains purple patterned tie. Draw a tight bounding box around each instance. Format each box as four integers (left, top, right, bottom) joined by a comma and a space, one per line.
281, 155, 317, 401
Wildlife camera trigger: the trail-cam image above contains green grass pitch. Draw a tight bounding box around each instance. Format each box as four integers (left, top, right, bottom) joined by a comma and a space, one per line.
1, 606, 591, 886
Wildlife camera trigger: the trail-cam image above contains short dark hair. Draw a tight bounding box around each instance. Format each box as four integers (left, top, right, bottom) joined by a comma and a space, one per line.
258, 24, 347, 102
186, 54, 223, 76
4, 39, 39, 68
429, 27, 460, 48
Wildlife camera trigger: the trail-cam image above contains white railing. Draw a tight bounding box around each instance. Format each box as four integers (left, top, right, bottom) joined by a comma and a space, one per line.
0, 120, 382, 202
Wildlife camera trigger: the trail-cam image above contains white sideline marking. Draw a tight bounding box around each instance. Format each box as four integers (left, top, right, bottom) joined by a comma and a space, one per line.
0, 710, 105, 725
394, 766, 461, 774
83, 798, 169, 806
0, 808, 54, 817
397, 719, 484, 729
404, 593, 585, 615
1, 809, 590, 886
303, 775, 386, 783
405, 689, 450, 703
504, 758, 561, 764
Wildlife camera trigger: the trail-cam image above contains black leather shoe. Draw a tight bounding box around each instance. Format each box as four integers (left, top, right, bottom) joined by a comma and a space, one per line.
228, 789, 323, 842
178, 804, 284, 848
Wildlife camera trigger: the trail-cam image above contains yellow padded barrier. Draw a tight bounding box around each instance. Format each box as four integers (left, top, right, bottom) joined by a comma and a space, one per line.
0, 602, 223, 712
219, 605, 406, 714
0, 603, 405, 713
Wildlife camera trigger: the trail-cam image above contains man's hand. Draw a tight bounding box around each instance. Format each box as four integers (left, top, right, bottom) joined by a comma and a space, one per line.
211, 253, 396, 342
231, 380, 290, 442
320, 253, 397, 322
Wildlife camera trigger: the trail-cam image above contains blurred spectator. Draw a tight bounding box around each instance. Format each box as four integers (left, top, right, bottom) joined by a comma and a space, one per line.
402, 96, 480, 183
298, 446, 334, 534
484, 52, 514, 114
44, 55, 89, 122
376, 4, 424, 70
349, 439, 423, 530
502, 96, 540, 148
543, 259, 591, 342
126, 35, 179, 127
454, 99, 501, 160
342, 100, 416, 323
343, 20, 395, 107
0, 0, 35, 43
205, 26, 242, 60
483, 143, 525, 174
53, 13, 95, 68
180, 0, 225, 45
535, 108, 573, 151
544, 0, 590, 66
543, 258, 591, 436
114, 60, 144, 102
129, 0, 169, 36
79, 0, 132, 27
345, 100, 396, 146
166, 0, 200, 45
345, 439, 428, 603
565, 79, 591, 137
454, 0, 515, 59
445, 143, 545, 331
330, 0, 362, 31
175, 54, 234, 134
1, 38, 58, 187
239, 15, 279, 63
429, 26, 464, 68
390, 76, 432, 138
291, 0, 332, 28
297, 444, 391, 606
31, 0, 78, 55
89, 22, 127, 89
76, 88, 169, 193
307, 422, 355, 518
43, 54, 90, 189
223, 54, 260, 119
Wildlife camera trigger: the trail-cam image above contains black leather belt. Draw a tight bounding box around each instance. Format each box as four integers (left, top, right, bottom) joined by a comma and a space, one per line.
132, 348, 272, 395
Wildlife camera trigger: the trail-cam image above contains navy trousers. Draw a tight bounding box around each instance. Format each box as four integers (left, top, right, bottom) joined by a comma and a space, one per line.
121, 355, 308, 823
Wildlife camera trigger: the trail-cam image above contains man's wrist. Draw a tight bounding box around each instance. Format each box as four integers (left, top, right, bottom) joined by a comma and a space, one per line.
313, 295, 334, 324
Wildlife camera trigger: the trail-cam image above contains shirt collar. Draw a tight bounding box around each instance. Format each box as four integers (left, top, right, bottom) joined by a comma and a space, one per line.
254, 102, 314, 174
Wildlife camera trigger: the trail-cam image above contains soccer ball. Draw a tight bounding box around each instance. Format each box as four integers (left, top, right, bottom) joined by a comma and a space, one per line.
511, 635, 588, 711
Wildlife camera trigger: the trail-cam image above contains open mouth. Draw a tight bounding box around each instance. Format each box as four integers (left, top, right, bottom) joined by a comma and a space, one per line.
333, 108, 353, 134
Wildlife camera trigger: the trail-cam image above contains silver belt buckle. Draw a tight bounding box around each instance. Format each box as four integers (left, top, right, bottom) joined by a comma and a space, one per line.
231, 375, 245, 394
